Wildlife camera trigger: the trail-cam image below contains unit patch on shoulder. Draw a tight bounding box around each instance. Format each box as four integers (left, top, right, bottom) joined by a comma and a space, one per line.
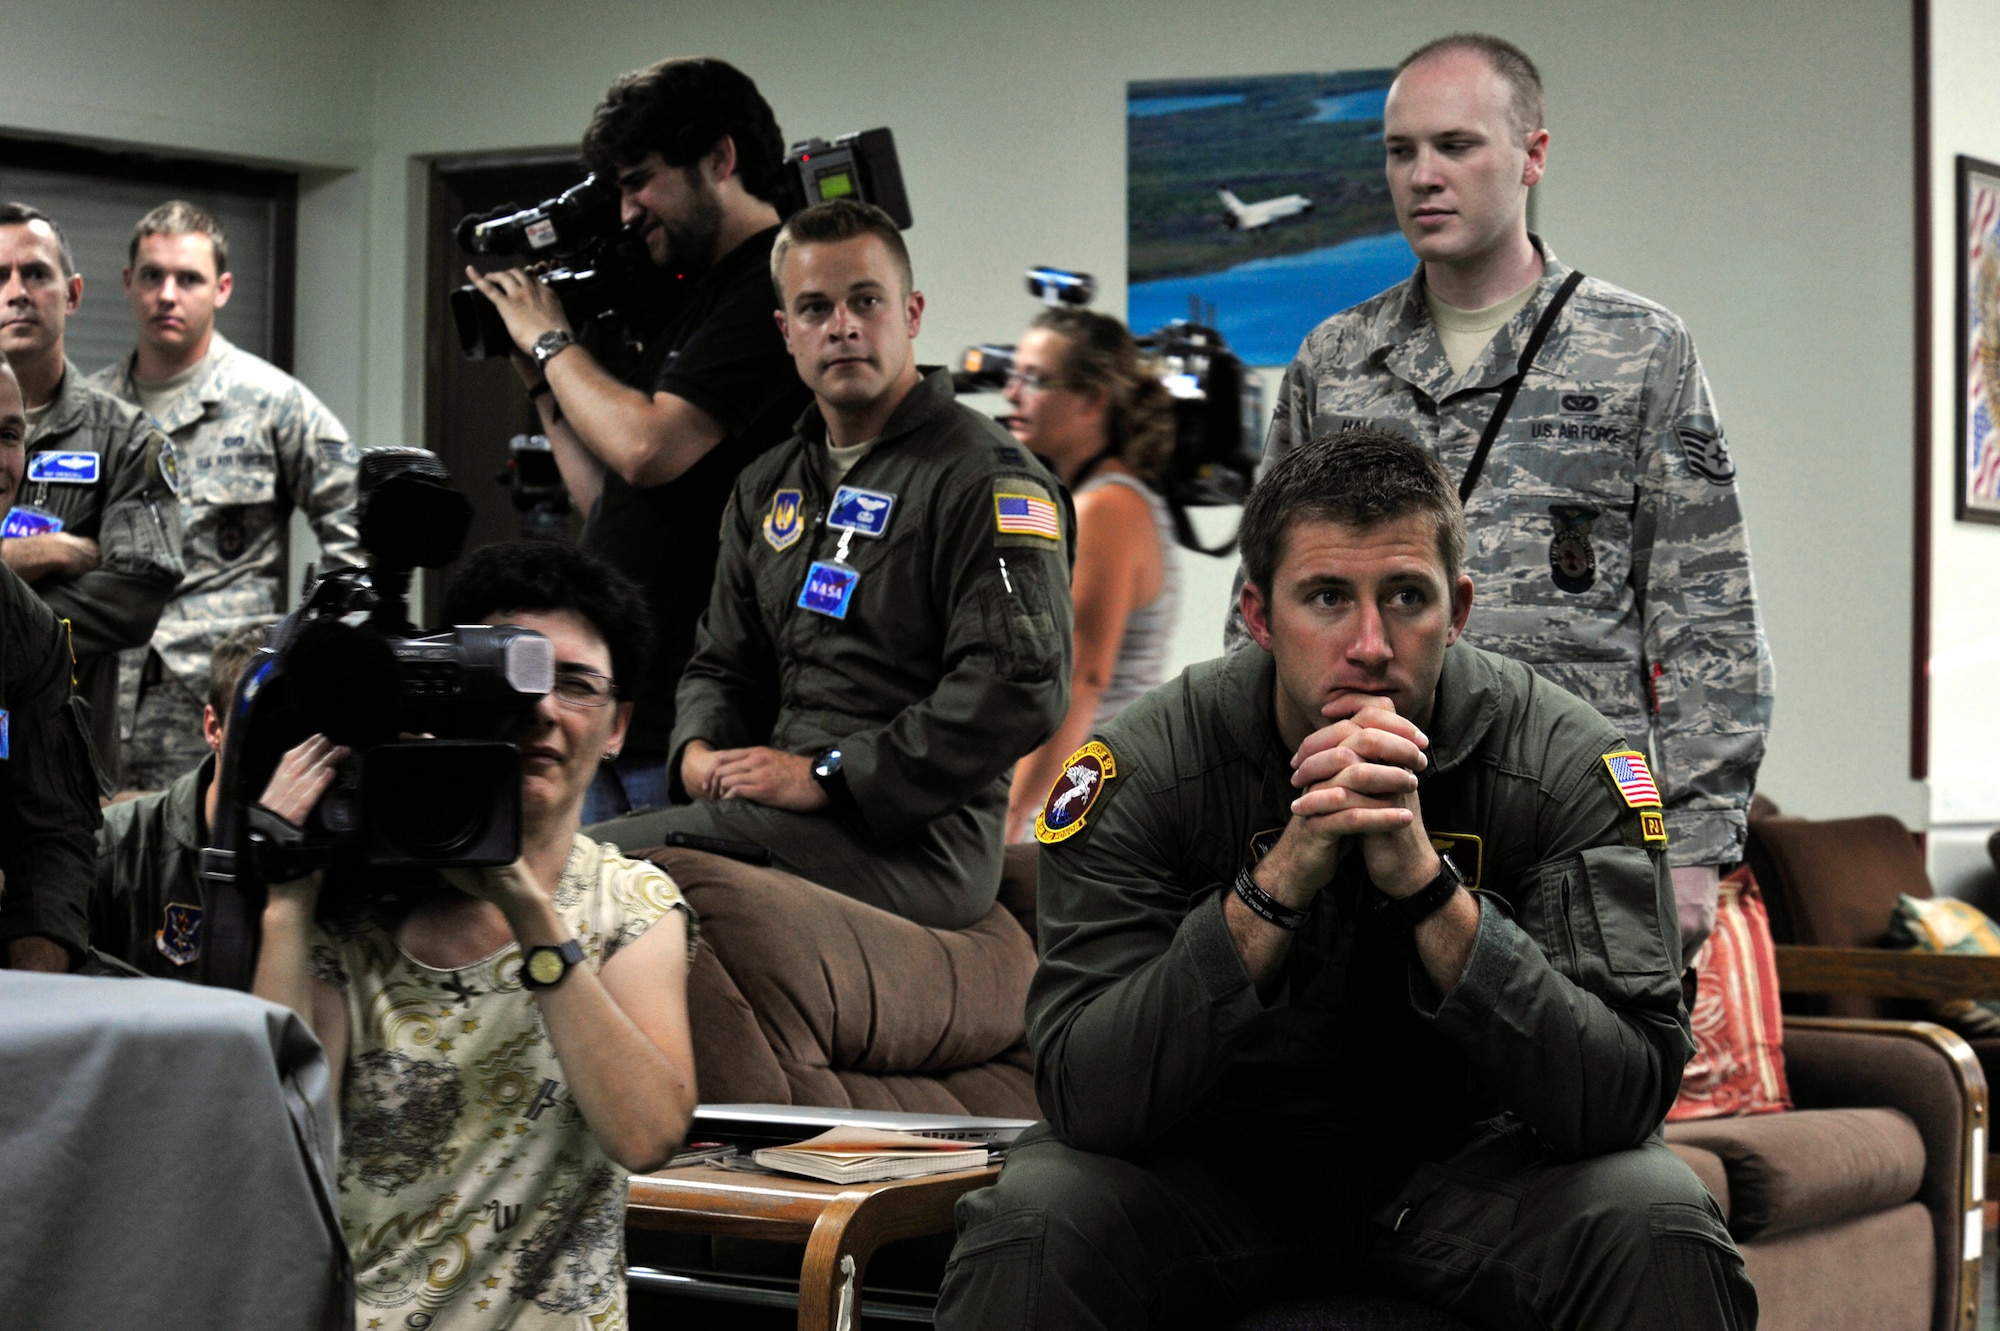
763, 488, 804, 551
993, 477, 1062, 546
1601, 751, 1663, 809
1035, 741, 1117, 844
1638, 810, 1669, 846
1428, 832, 1483, 889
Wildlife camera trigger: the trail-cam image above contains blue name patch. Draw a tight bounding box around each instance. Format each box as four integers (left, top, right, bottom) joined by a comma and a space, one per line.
28, 452, 99, 484
826, 486, 895, 538
797, 561, 860, 619
2, 506, 64, 538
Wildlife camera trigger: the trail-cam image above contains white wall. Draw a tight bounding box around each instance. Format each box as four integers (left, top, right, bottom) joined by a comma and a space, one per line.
1926, 0, 2000, 896
5, 0, 1951, 834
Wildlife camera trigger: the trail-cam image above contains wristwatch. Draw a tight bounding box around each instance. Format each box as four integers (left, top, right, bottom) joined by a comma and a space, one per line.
812, 747, 856, 813
520, 938, 585, 990
531, 329, 576, 368
1381, 852, 1467, 930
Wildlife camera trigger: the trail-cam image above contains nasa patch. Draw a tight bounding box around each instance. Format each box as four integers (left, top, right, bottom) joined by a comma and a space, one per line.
1035, 741, 1118, 845
28, 451, 99, 484
827, 485, 895, 539
763, 488, 804, 551
1675, 426, 1736, 485
156, 902, 203, 966
2, 506, 64, 538
797, 560, 860, 619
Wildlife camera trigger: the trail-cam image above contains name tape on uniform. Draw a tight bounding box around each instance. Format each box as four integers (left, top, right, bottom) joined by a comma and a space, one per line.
826, 486, 895, 538
28, 452, 99, 484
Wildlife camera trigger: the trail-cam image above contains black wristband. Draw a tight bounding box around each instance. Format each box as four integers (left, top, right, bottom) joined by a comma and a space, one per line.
1233, 867, 1310, 932
1378, 854, 1466, 930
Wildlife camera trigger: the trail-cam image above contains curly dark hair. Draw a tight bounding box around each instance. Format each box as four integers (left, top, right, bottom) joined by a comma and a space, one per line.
1239, 427, 1465, 592
1029, 307, 1175, 486
442, 542, 653, 698
582, 57, 788, 208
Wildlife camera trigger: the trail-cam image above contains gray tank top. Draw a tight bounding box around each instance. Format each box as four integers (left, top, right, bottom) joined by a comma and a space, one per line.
1078, 472, 1183, 729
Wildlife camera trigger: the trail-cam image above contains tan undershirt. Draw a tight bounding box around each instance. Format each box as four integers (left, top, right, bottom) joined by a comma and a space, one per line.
825, 437, 877, 487
133, 358, 204, 424
23, 400, 52, 436
1425, 280, 1540, 379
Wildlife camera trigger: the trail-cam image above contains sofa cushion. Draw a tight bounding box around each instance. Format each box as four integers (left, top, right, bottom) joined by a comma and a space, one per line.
1664, 1107, 1925, 1240
1738, 1201, 1933, 1331
1667, 1143, 1731, 1226
650, 847, 1040, 1117
1669, 869, 1791, 1121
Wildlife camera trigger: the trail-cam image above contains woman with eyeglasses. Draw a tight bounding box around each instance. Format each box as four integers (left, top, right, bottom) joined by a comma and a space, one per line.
252, 540, 698, 1330
1000, 308, 1183, 843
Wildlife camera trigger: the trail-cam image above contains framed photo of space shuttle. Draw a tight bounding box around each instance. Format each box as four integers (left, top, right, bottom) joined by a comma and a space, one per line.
1956, 155, 2000, 524
1127, 70, 1417, 367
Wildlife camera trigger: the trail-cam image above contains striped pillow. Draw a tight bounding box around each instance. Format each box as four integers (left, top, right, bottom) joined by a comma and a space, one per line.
1885, 894, 2000, 1037
1668, 868, 1793, 1121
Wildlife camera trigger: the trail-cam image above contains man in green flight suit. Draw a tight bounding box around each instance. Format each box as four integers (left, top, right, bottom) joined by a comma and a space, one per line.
0, 203, 184, 789
935, 429, 1754, 1329
88, 624, 264, 981
592, 200, 1073, 931
0, 357, 103, 974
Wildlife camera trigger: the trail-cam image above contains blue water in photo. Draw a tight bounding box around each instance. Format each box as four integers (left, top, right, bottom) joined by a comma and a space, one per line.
1128, 231, 1418, 366
1128, 93, 1247, 118
1305, 89, 1389, 123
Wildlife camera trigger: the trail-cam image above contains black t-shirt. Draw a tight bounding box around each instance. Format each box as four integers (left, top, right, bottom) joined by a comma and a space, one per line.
582, 225, 810, 751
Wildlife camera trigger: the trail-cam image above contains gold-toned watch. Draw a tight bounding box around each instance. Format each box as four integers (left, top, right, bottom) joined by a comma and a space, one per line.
521, 939, 585, 990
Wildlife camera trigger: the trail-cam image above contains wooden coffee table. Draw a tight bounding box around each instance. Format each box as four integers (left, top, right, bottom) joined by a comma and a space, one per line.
627, 1162, 1000, 1330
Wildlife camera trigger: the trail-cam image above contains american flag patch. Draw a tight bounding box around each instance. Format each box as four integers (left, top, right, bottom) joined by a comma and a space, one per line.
1602, 751, 1662, 808
994, 493, 1061, 540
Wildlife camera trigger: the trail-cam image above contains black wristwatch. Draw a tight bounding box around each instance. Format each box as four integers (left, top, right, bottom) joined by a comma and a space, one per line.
1381, 853, 1467, 930
812, 747, 856, 813
520, 938, 585, 990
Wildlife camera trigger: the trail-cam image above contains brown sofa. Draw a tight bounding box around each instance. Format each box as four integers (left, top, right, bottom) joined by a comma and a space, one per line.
661, 842, 1985, 1330
654, 845, 1040, 1117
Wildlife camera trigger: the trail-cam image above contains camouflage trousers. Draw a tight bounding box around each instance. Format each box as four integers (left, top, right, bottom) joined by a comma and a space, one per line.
119, 647, 210, 794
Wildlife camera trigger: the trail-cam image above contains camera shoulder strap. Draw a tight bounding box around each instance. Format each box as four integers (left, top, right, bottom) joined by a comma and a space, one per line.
1456, 269, 1586, 504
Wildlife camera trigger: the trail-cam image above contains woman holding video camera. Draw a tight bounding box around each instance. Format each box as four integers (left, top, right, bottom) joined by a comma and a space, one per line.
252, 541, 697, 1331
1002, 308, 1183, 843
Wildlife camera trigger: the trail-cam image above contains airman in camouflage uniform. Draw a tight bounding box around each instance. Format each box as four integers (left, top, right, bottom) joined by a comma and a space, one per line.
92, 331, 360, 789
1224, 37, 1773, 950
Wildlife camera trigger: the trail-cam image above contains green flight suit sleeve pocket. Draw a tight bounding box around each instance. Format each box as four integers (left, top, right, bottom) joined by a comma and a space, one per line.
982, 557, 1063, 681
1579, 844, 1676, 982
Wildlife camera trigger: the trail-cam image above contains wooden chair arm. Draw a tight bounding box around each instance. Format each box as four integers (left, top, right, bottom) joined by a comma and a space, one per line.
1773, 944, 2000, 1000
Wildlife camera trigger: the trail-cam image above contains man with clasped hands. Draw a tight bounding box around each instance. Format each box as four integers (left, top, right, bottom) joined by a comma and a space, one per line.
936, 430, 1755, 1330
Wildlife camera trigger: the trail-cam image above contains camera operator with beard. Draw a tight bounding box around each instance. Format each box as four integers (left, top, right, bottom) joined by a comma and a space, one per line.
466, 57, 811, 824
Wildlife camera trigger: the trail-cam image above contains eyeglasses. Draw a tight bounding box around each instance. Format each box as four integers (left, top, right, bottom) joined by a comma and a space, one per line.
1003, 368, 1072, 395
550, 668, 616, 709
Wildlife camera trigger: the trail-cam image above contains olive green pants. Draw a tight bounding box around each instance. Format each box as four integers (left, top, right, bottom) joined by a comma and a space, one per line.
585, 784, 1006, 932
935, 1119, 1755, 1331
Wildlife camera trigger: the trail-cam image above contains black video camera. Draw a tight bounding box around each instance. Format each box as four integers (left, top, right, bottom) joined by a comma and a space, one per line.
200, 450, 555, 987
780, 128, 913, 226
450, 173, 677, 361
953, 269, 1265, 554
497, 432, 571, 541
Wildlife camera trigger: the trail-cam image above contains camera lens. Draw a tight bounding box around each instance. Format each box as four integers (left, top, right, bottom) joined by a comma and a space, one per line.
368, 745, 495, 859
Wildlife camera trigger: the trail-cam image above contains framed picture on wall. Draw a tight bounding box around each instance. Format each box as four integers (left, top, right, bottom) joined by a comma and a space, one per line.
1956, 154, 2000, 524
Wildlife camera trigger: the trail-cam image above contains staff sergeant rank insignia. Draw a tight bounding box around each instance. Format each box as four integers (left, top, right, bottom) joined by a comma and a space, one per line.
1035, 741, 1117, 844
763, 488, 804, 551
